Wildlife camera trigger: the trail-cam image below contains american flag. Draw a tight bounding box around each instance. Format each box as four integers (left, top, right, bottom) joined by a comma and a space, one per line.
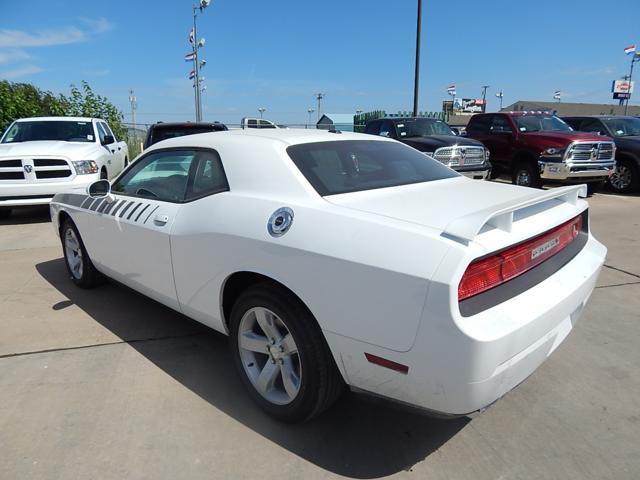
624, 45, 636, 55
447, 84, 456, 95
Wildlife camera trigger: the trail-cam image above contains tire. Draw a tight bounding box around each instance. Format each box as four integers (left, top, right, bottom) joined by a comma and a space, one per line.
0, 208, 11, 219
512, 160, 541, 188
608, 159, 639, 194
60, 218, 104, 288
229, 283, 344, 423
489, 165, 501, 180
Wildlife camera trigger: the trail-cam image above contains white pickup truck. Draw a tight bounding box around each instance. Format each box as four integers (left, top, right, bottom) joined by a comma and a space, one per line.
0, 116, 128, 217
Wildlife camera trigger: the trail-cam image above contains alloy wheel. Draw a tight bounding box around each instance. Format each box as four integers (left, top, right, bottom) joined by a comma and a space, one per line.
609, 164, 633, 191
64, 228, 83, 280
516, 170, 531, 186
237, 307, 301, 405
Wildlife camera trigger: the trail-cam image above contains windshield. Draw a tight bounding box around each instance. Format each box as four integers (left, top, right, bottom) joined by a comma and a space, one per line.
601, 117, 640, 137
287, 140, 458, 196
514, 115, 572, 133
395, 119, 455, 137
1, 120, 95, 143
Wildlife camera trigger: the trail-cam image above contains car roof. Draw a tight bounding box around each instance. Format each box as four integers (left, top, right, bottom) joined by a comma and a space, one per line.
561, 115, 636, 120
370, 117, 440, 122
15, 116, 99, 122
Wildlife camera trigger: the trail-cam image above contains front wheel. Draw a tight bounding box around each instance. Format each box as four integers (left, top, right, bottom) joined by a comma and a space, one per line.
229, 283, 344, 423
61, 219, 104, 288
608, 159, 639, 193
512, 161, 541, 188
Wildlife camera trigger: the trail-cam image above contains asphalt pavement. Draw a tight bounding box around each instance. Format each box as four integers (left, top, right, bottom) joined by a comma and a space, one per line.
1, 192, 639, 480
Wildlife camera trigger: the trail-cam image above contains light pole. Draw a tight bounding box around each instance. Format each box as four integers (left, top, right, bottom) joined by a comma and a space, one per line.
128, 89, 137, 134
307, 108, 315, 129
481, 85, 489, 112
412, 0, 422, 117
314, 93, 325, 120
188, 0, 211, 122
495, 89, 504, 110
258, 107, 266, 119
625, 53, 640, 115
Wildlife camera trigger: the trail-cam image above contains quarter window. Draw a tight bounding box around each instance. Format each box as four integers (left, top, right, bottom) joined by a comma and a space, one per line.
490, 115, 513, 133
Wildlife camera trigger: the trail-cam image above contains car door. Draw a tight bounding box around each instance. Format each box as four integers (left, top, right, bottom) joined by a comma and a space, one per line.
100, 121, 126, 170
486, 114, 516, 168
85, 148, 204, 310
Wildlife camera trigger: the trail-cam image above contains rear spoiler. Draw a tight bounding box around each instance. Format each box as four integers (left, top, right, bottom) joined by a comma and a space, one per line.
442, 184, 587, 243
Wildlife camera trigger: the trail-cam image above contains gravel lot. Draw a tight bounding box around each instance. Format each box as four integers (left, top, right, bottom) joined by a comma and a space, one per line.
1, 191, 638, 480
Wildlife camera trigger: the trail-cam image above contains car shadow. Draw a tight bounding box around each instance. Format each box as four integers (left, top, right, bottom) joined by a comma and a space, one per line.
0, 205, 51, 225
36, 258, 469, 478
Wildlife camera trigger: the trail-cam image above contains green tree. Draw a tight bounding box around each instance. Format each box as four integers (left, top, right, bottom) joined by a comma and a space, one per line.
64, 81, 125, 139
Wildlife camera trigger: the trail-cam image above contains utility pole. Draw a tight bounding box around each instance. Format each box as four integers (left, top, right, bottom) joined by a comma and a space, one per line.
188, 1, 210, 122
128, 89, 137, 133
481, 85, 489, 113
412, 0, 422, 117
307, 108, 315, 129
495, 89, 504, 110
314, 93, 325, 120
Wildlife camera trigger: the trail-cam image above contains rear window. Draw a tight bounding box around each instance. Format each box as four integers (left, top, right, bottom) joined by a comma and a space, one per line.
149, 125, 226, 145
287, 140, 458, 196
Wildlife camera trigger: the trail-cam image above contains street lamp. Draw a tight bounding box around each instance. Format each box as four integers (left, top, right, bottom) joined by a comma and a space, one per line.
307, 108, 315, 129
187, 0, 211, 122
258, 107, 266, 119
495, 89, 504, 110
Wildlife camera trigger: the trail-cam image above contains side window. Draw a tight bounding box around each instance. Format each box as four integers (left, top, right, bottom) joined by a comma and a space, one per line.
101, 122, 116, 141
490, 115, 513, 133
379, 120, 396, 138
562, 118, 581, 130
364, 121, 381, 135
112, 150, 195, 202
579, 119, 605, 135
247, 119, 258, 128
468, 115, 491, 133
96, 122, 108, 144
258, 119, 276, 129
186, 150, 229, 200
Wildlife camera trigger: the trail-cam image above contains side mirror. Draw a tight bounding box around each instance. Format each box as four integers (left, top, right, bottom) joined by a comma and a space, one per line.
379, 131, 390, 137
101, 134, 115, 146
87, 179, 115, 203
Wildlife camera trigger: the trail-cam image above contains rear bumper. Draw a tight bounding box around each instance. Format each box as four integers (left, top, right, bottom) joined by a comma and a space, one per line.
327, 233, 606, 416
0, 174, 99, 207
539, 159, 615, 182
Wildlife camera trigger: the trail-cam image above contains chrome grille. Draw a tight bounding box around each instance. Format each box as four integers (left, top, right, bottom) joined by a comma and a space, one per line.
0, 158, 73, 182
433, 146, 485, 167
567, 142, 615, 163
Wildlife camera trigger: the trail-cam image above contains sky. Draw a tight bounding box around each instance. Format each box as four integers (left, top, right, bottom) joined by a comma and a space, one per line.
1, 0, 639, 126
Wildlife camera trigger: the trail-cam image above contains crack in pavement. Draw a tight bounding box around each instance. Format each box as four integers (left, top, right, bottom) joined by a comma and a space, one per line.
596, 281, 640, 289
603, 264, 640, 280
0, 332, 204, 360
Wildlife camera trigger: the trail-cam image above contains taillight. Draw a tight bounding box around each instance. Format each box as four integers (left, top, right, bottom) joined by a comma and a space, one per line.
458, 215, 583, 301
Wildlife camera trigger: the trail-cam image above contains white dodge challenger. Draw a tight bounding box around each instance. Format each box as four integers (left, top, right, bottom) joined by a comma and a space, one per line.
50, 129, 606, 422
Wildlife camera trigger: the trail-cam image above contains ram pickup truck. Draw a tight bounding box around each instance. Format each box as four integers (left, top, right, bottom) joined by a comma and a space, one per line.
0, 116, 127, 217
364, 117, 491, 179
466, 112, 616, 190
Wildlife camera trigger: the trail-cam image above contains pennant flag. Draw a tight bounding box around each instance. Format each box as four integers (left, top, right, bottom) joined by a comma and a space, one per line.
553, 90, 561, 99
189, 70, 195, 80
624, 45, 636, 55
184, 52, 195, 62
447, 84, 456, 93
188, 29, 195, 45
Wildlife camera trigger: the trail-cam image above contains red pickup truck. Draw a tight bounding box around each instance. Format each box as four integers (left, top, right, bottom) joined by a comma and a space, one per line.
466, 112, 616, 190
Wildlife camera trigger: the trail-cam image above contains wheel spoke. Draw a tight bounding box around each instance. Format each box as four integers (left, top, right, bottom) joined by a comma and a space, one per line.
279, 356, 300, 399
280, 334, 297, 355
239, 330, 268, 353
255, 360, 279, 395
254, 308, 280, 341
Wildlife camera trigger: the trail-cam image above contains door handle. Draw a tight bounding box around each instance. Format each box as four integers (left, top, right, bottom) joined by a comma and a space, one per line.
154, 214, 169, 226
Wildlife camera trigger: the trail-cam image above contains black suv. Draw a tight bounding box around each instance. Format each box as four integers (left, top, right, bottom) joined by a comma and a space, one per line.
364, 117, 491, 179
144, 121, 228, 149
562, 116, 640, 193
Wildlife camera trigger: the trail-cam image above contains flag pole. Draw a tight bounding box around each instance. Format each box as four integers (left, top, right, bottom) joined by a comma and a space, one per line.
625, 54, 637, 116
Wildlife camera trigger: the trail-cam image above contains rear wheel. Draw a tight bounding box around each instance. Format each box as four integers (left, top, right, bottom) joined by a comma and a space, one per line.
61, 219, 104, 288
512, 160, 541, 188
229, 283, 344, 423
608, 159, 639, 193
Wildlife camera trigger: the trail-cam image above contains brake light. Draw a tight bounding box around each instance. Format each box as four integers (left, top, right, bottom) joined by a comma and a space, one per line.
458, 215, 583, 301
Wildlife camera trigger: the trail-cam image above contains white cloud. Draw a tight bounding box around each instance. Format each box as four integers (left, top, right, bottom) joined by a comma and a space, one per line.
0, 28, 86, 48
79, 17, 113, 34
0, 65, 44, 79
0, 49, 30, 64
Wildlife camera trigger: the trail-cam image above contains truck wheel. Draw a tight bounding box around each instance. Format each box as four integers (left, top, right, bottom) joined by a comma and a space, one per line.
61, 219, 104, 288
229, 283, 344, 423
512, 161, 541, 188
587, 181, 604, 196
608, 159, 639, 193
0, 208, 11, 220
100, 168, 108, 180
